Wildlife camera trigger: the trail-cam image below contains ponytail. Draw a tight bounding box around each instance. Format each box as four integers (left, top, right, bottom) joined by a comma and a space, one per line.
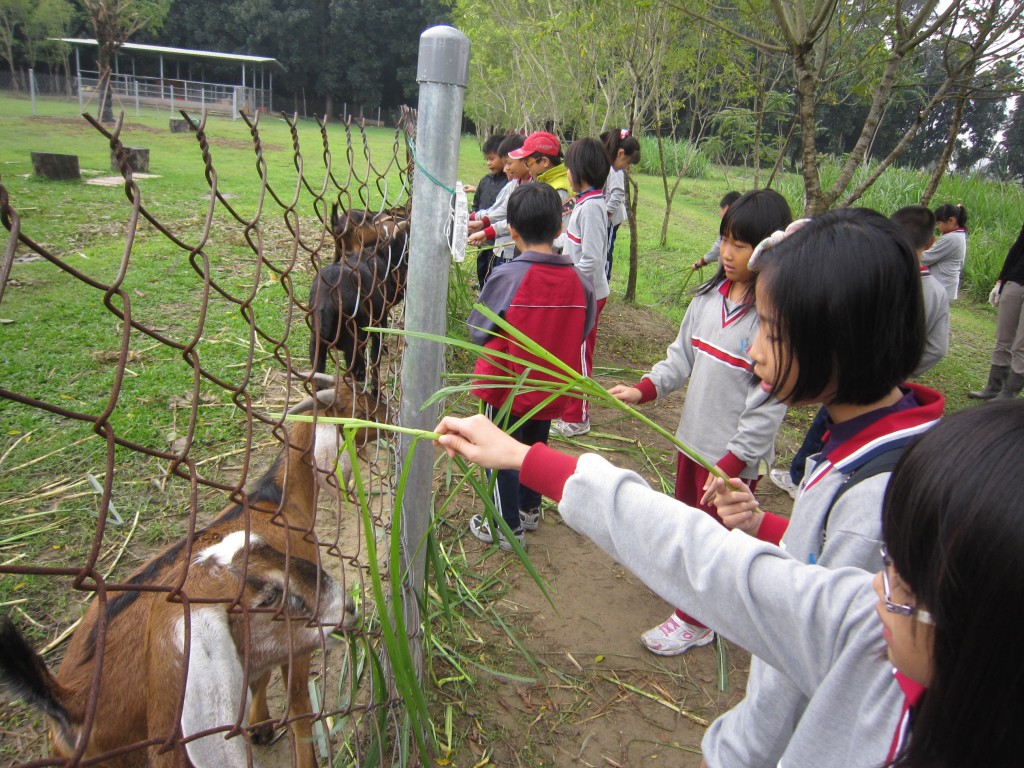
599, 128, 641, 166
934, 203, 968, 230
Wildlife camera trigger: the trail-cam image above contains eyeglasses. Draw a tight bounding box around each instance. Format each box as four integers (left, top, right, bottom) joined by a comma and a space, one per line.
880, 546, 935, 625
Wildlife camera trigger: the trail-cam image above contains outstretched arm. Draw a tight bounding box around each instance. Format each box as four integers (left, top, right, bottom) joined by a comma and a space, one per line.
435, 414, 530, 470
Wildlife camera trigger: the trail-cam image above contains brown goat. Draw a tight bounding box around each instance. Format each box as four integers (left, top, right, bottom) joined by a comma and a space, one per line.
330, 203, 410, 262
0, 386, 382, 768
311, 207, 410, 388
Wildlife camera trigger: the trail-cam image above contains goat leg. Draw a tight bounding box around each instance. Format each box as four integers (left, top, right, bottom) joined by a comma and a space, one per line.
281, 653, 318, 768
247, 670, 276, 744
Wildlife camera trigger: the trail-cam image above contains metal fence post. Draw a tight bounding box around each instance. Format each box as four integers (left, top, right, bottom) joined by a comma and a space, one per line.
29, 69, 36, 116
398, 25, 470, 678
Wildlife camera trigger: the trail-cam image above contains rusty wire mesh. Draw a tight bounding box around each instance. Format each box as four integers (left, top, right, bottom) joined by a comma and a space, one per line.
0, 107, 420, 766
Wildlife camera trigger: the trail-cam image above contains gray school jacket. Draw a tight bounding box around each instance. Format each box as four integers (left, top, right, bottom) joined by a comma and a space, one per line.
558, 454, 910, 768
642, 285, 786, 477
702, 383, 942, 767
914, 269, 949, 378
563, 189, 610, 301
604, 168, 627, 227
921, 229, 966, 301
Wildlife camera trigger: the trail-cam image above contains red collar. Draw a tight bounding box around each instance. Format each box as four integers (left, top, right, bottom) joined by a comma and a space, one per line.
803, 383, 944, 492
886, 670, 926, 761
718, 280, 754, 327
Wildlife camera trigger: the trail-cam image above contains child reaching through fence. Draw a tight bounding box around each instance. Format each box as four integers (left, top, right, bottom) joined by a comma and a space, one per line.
468, 134, 527, 279
607, 189, 792, 656
465, 182, 596, 551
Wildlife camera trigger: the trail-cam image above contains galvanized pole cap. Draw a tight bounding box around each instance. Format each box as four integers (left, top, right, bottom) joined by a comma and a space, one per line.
416, 26, 470, 87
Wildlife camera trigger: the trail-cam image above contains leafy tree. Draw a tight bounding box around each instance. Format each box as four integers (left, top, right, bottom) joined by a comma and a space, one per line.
0, 0, 30, 89
1002, 96, 1024, 180
24, 0, 74, 73
159, 0, 445, 118
674, 0, 1024, 215
80, 0, 172, 121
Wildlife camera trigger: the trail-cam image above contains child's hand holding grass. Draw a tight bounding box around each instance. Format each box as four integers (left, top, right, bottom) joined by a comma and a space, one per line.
707, 476, 764, 536
607, 384, 642, 404
435, 414, 530, 471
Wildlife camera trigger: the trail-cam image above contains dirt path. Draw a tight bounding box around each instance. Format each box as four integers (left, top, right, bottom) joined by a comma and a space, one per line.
444, 299, 796, 767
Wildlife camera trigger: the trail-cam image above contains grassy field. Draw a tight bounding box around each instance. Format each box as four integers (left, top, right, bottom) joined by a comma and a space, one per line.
0, 92, 1009, 764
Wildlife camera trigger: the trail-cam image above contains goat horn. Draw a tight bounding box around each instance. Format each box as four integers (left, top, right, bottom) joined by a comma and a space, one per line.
287, 388, 338, 415
291, 371, 337, 389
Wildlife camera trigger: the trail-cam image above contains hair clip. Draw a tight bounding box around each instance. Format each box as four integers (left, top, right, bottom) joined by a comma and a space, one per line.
620, 129, 630, 140
749, 218, 812, 271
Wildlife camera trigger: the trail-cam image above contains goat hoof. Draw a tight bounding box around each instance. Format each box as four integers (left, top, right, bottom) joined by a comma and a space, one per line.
249, 722, 279, 745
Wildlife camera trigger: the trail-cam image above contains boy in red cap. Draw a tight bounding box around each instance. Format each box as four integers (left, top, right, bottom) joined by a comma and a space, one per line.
508, 131, 573, 211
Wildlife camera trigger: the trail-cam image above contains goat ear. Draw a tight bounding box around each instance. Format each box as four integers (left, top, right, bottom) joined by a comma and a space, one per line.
180, 610, 253, 767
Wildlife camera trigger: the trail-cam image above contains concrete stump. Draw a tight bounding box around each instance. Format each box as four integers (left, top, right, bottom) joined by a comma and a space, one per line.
169, 119, 196, 133
111, 147, 150, 173
31, 152, 80, 180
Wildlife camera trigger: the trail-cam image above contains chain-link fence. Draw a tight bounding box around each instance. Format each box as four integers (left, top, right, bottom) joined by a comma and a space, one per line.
0, 74, 451, 764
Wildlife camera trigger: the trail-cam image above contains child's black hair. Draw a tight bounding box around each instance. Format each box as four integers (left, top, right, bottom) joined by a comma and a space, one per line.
891, 205, 936, 253
755, 207, 925, 406
882, 401, 1024, 767
565, 138, 610, 190
528, 149, 563, 164
497, 134, 525, 158
933, 203, 968, 230
482, 135, 505, 156
506, 183, 562, 245
696, 189, 793, 301
599, 128, 641, 166
720, 191, 742, 208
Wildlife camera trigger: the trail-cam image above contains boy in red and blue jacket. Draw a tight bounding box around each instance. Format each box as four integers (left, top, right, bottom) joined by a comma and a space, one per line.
466, 182, 596, 551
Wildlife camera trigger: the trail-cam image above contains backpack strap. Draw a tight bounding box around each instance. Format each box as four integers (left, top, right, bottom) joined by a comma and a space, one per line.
821, 445, 906, 550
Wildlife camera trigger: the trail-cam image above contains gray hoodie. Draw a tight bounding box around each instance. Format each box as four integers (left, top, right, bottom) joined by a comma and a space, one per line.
557, 454, 910, 768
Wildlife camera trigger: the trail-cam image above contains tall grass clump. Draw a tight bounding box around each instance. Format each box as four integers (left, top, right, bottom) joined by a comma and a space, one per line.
636, 135, 710, 180
774, 158, 1024, 301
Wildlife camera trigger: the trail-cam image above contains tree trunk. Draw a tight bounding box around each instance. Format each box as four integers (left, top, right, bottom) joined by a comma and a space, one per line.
839, 77, 956, 208
4, 49, 18, 92
922, 92, 968, 206
766, 122, 797, 189
792, 48, 825, 216
624, 172, 639, 304
97, 42, 116, 123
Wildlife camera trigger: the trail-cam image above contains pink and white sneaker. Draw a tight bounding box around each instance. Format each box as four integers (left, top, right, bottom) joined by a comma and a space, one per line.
640, 614, 715, 656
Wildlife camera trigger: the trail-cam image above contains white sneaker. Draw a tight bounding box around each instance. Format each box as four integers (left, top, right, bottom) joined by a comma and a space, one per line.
552, 419, 590, 437
640, 615, 714, 656
469, 514, 525, 552
519, 508, 541, 531
769, 468, 799, 499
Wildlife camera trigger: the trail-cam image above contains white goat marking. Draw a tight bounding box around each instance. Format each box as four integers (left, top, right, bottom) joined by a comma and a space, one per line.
193, 530, 262, 568
313, 423, 340, 474
181, 609, 255, 767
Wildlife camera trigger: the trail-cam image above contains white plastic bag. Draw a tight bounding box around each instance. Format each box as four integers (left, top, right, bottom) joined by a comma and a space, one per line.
450, 182, 469, 263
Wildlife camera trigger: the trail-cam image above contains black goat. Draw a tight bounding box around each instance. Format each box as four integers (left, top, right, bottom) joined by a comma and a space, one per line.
309, 211, 409, 388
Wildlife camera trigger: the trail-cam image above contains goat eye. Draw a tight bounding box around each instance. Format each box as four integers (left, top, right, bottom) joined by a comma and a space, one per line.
257, 586, 282, 608
287, 593, 311, 615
